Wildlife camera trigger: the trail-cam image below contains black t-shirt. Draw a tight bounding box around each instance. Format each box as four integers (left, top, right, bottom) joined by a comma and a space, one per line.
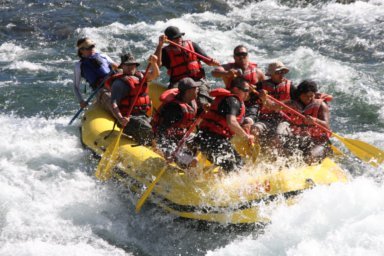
161, 41, 209, 69
217, 96, 242, 117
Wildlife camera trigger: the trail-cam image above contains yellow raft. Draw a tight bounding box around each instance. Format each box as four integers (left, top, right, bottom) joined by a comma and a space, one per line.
81, 83, 349, 224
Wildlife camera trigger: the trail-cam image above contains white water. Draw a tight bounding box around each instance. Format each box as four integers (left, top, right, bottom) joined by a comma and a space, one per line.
1, 0, 384, 255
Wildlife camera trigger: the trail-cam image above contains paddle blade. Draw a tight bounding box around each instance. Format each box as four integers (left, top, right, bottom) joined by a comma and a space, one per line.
136, 166, 167, 213
95, 130, 123, 181
333, 133, 384, 167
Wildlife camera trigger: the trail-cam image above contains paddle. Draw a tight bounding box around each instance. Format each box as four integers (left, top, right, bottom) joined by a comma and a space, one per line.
95, 63, 152, 181
256, 89, 384, 167
165, 39, 219, 65
68, 76, 110, 125
135, 112, 205, 213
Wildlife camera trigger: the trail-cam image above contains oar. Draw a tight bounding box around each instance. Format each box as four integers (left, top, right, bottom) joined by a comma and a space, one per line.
68, 76, 109, 125
95, 63, 152, 181
260, 91, 384, 167
165, 39, 219, 65
135, 112, 205, 213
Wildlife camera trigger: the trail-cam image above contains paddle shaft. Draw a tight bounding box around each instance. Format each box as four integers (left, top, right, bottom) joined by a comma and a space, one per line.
68, 78, 108, 125
135, 112, 205, 213
250, 87, 331, 135
165, 39, 215, 64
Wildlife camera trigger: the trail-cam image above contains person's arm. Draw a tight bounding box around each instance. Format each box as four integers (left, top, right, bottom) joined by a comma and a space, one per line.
226, 114, 253, 141
146, 55, 160, 82
256, 68, 266, 82
304, 102, 330, 129
110, 79, 131, 126
211, 64, 240, 79
73, 62, 87, 107
154, 35, 166, 67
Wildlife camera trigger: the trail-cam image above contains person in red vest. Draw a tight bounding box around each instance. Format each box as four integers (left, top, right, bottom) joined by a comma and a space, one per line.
194, 77, 254, 172
283, 80, 332, 163
211, 45, 266, 122
104, 53, 159, 145
152, 77, 199, 167
249, 61, 295, 153
154, 26, 220, 110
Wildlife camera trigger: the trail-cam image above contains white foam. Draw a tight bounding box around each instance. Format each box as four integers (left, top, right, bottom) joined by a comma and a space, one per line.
0, 43, 25, 62
207, 178, 384, 256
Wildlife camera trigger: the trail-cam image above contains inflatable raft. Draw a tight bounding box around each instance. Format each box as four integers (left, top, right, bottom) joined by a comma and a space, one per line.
81, 83, 349, 224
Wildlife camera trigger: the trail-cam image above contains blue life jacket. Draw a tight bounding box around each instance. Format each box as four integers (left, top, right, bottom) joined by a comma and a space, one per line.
80, 53, 111, 89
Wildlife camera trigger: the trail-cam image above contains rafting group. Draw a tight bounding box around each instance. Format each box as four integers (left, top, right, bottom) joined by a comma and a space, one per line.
73, 26, 336, 172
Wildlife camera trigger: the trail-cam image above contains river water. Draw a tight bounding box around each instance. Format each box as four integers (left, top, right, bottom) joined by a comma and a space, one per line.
1, 0, 384, 255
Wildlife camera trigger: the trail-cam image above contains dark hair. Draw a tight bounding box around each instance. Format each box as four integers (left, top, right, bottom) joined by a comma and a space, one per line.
76, 38, 87, 58
230, 77, 248, 89
296, 80, 318, 98
233, 45, 247, 55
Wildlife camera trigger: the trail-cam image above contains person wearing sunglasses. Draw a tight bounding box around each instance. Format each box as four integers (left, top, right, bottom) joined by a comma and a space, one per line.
154, 26, 220, 111
211, 45, 265, 123
73, 37, 118, 109
211, 45, 265, 89
194, 77, 254, 173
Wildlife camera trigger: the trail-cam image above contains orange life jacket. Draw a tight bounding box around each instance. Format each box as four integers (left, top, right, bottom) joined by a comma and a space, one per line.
199, 88, 245, 138
287, 95, 332, 139
104, 72, 151, 116
164, 40, 204, 84
152, 88, 197, 138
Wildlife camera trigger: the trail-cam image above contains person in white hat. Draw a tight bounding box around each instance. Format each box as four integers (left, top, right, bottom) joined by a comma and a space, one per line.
73, 37, 118, 109
250, 61, 295, 157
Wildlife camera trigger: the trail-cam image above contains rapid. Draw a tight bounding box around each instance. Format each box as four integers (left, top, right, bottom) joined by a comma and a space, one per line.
0, 0, 383, 255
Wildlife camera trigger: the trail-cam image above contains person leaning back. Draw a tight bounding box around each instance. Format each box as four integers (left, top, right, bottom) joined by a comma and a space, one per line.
73, 38, 118, 110
154, 26, 220, 110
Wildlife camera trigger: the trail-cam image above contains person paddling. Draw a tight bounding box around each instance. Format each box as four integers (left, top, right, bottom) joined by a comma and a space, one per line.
249, 61, 295, 154
152, 77, 200, 167
154, 26, 220, 111
73, 38, 118, 111
194, 77, 254, 172
211, 45, 266, 123
104, 53, 159, 146
282, 80, 332, 163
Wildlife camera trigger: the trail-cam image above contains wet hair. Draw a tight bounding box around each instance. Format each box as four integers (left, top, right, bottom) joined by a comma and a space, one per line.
76, 38, 88, 58
230, 77, 248, 89
296, 80, 318, 97
233, 45, 247, 55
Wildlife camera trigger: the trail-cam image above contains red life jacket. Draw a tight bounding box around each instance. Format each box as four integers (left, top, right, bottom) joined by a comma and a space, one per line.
288, 96, 332, 139
152, 88, 197, 138
164, 40, 204, 84
199, 88, 245, 138
224, 62, 259, 89
104, 72, 151, 116
258, 78, 292, 119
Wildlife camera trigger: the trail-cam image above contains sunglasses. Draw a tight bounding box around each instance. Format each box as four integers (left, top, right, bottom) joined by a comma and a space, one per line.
236, 86, 249, 92
80, 45, 95, 51
275, 70, 286, 75
234, 52, 248, 57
